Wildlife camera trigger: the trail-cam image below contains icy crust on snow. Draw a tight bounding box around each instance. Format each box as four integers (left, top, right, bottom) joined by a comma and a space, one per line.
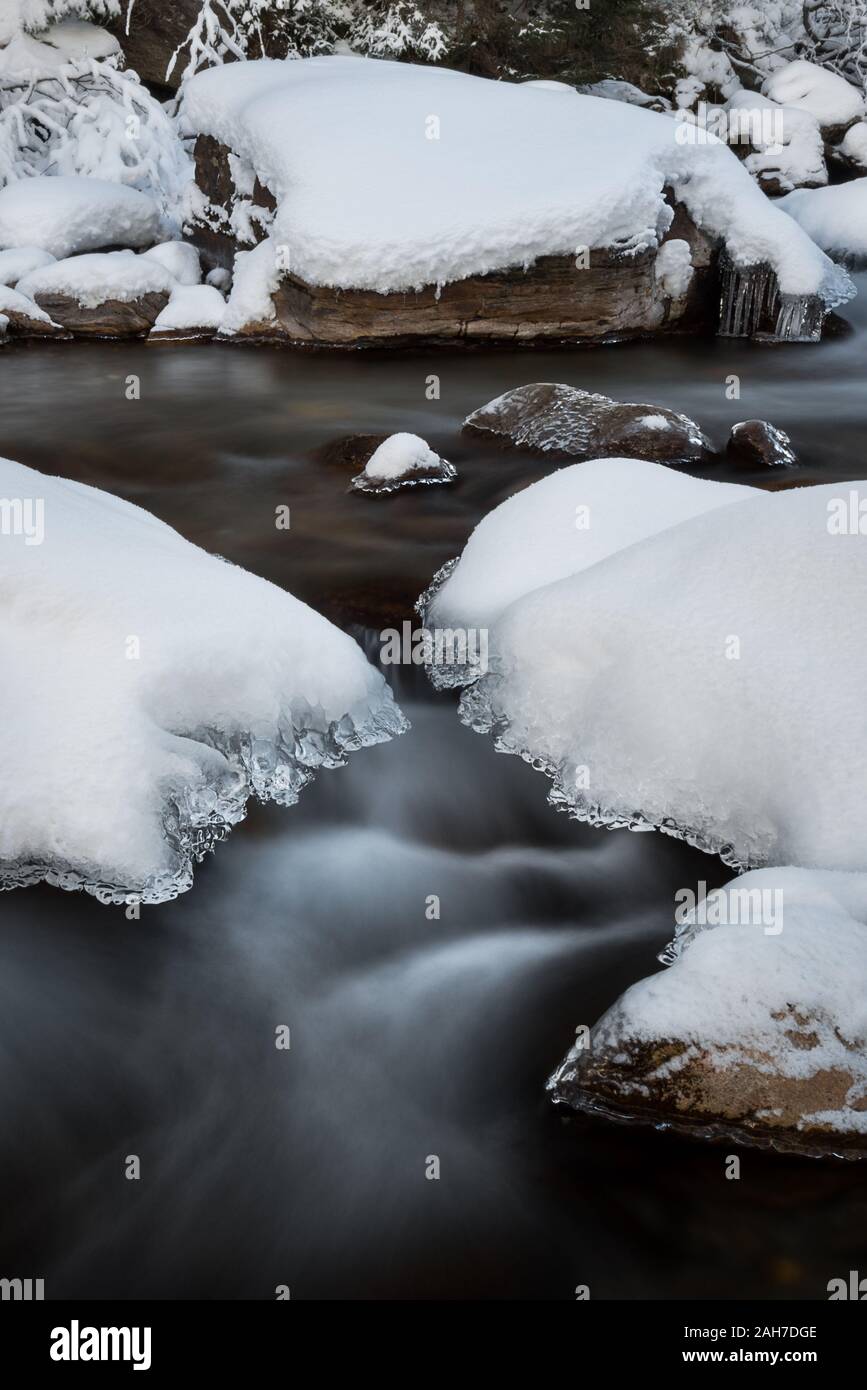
0, 176, 160, 259
779, 179, 867, 267
437, 475, 867, 874
0, 457, 406, 905
180, 55, 850, 304
420, 459, 752, 689
17, 251, 175, 307
550, 868, 867, 1145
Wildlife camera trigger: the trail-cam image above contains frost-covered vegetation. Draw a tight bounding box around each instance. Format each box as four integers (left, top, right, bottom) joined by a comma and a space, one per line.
0, 4, 189, 228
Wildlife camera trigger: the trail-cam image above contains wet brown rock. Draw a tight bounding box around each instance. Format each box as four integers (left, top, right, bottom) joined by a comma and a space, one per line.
463, 382, 714, 465
728, 419, 798, 469
31, 292, 170, 338
550, 1028, 867, 1160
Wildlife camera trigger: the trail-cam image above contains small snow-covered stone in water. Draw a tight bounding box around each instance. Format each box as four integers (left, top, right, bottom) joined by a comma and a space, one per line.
654, 239, 693, 301
779, 179, 867, 268
0, 455, 406, 905
728, 420, 797, 469
0, 246, 56, 288
351, 433, 456, 495
150, 284, 227, 340
548, 867, 867, 1158
17, 251, 174, 336
0, 284, 63, 336
140, 241, 202, 286
0, 176, 160, 260
764, 60, 865, 136
463, 383, 712, 466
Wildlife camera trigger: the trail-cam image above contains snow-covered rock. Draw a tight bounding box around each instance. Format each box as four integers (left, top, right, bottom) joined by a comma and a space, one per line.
421, 459, 750, 680
0, 245, 55, 287
0, 283, 63, 336
17, 250, 174, 308
549, 867, 867, 1157
179, 56, 849, 309
576, 79, 669, 112
728, 420, 797, 469
0, 455, 406, 905
432, 474, 867, 874
140, 240, 202, 286
0, 176, 160, 259
150, 284, 226, 339
463, 383, 712, 465
779, 180, 867, 268
40, 20, 121, 62
835, 122, 867, 173
17, 251, 174, 335
725, 91, 827, 195
351, 433, 455, 495
764, 60, 864, 135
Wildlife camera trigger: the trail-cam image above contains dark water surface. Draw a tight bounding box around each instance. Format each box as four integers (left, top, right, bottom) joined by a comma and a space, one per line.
2, 285, 867, 1299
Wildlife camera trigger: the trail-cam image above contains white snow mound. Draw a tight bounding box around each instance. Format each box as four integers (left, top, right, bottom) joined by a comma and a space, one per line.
779, 179, 867, 266
180, 56, 848, 304
0, 246, 56, 287
141, 241, 202, 286
0, 457, 406, 904
434, 471, 867, 873
764, 60, 864, 130
0, 176, 160, 259
152, 284, 226, 333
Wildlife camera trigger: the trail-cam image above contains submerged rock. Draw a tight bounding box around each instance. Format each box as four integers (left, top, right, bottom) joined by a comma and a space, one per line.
728, 420, 797, 469
351, 433, 456, 495
463, 383, 713, 465
548, 869, 867, 1160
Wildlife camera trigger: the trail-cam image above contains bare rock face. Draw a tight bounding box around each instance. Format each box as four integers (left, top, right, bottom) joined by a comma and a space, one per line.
728, 419, 798, 469
31, 292, 170, 338
463, 382, 714, 465
107, 0, 210, 91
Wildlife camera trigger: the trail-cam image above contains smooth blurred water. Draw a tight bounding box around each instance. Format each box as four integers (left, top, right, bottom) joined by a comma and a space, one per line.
2, 289, 867, 1299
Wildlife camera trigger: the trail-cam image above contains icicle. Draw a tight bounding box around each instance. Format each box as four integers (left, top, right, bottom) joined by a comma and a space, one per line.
774, 294, 824, 343
718, 255, 825, 342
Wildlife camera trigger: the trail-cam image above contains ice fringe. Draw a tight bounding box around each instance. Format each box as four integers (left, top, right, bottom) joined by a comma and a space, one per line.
0, 701, 408, 906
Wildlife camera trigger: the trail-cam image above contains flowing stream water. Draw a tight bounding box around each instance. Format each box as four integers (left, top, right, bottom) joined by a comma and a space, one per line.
2, 282, 867, 1299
